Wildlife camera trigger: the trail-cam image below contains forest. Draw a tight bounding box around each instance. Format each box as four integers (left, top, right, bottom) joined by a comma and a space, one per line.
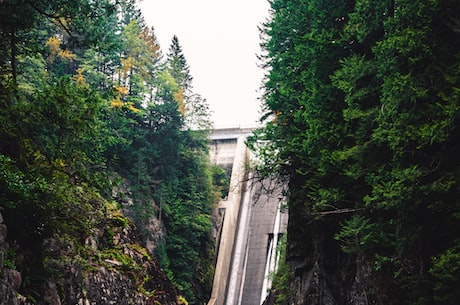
0, 1, 226, 304
253, 0, 460, 304
2, 0, 460, 305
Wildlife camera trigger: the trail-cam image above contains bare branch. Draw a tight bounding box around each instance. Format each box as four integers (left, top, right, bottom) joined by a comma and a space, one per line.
310, 208, 364, 217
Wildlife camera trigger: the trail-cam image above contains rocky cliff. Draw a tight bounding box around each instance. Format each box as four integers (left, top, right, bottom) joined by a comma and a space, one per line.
0, 207, 180, 305
286, 223, 371, 305
264, 206, 373, 305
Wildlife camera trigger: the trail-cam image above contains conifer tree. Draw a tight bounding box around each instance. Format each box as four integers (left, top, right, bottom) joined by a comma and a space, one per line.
0, 2, 216, 303
167, 35, 193, 90
255, 0, 460, 304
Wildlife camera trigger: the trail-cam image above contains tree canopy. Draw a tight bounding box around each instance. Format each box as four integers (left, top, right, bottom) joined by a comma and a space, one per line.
253, 0, 460, 304
0, 1, 216, 304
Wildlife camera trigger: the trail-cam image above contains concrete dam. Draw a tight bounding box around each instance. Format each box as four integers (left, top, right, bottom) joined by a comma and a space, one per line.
208, 128, 288, 305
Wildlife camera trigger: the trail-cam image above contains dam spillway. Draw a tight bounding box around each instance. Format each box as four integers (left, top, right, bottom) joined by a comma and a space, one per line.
208, 128, 288, 305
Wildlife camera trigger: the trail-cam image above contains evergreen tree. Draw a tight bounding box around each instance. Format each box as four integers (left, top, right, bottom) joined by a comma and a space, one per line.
165, 35, 212, 130
257, 0, 354, 262
167, 35, 193, 90
0, 1, 216, 304
255, 0, 460, 304
0, 0, 36, 89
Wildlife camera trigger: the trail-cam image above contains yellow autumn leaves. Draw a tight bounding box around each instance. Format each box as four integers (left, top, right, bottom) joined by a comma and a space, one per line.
46, 37, 74, 62
45, 36, 141, 113
110, 85, 141, 113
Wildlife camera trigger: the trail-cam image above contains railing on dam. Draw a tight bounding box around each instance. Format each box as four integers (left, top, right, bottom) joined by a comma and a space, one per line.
208, 128, 288, 305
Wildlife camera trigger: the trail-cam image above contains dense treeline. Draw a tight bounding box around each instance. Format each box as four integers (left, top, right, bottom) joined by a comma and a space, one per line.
0, 1, 217, 304
252, 0, 460, 304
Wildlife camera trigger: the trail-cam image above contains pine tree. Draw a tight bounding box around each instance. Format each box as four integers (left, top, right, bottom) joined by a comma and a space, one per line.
167, 35, 193, 90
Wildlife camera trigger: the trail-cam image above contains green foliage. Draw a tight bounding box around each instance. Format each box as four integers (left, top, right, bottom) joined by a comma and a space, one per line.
334, 215, 379, 254
210, 165, 230, 199
270, 234, 293, 305
430, 243, 460, 303
255, 0, 460, 303
99, 245, 146, 282
153, 133, 215, 304
0, 154, 37, 208
2, 248, 17, 270
0, 1, 215, 304
167, 35, 193, 90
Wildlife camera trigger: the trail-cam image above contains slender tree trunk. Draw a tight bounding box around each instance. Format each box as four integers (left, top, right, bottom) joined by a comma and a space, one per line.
389, 0, 395, 17
129, 66, 133, 95
10, 28, 19, 102
11, 29, 17, 87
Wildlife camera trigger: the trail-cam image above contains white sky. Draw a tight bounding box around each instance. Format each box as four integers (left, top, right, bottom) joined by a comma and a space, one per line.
138, 0, 270, 128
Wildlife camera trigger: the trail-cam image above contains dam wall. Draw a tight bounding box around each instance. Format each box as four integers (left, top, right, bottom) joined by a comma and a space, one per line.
208, 128, 288, 305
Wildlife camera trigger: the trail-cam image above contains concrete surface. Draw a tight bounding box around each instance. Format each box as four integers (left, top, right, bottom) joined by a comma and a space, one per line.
208, 128, 288, 305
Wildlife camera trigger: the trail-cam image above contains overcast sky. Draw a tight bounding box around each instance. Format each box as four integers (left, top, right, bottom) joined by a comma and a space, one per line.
138, 0, 270, 128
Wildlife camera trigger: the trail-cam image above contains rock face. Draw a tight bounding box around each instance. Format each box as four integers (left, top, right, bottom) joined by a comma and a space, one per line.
0, 211, 179, 305
64, 264, 178, 305
0, 213, 25, 305
289, 258, 370, 305
284, 211, 371, 305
